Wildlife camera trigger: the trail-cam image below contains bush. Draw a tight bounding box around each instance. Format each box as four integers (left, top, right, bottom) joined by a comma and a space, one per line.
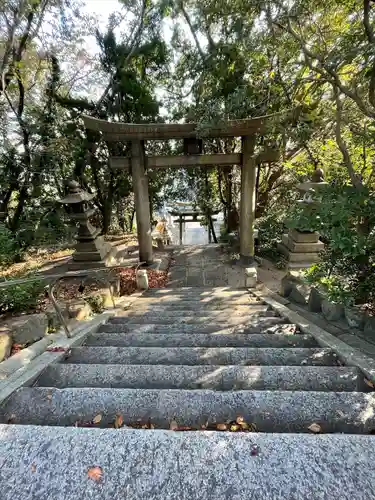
256, 214, 285, 251
0, 224, 22, 267
0, 275, 46, 314
255, 214, 286, 266
293, 183, 375, 310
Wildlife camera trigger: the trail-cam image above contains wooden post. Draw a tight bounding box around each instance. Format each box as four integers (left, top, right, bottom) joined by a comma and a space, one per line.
131, 140, 153, 264
240, 136, 257, 265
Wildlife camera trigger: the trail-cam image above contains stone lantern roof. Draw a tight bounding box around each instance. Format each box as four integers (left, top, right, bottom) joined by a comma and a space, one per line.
59, 180, 95, 205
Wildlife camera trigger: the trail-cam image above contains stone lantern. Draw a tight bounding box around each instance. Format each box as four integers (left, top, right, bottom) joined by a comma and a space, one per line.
278, 168, 327, 270
59, 180, 113, 270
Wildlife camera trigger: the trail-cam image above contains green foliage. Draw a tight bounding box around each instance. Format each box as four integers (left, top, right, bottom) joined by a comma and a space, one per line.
0, 276, 46, 314
296, 184, 375, 308
86, 295, 105, 314
0, 224, 22, 267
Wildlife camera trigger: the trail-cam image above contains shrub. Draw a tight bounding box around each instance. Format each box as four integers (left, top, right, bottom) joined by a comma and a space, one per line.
0, 275, 46, 314
293, 183, 375, 309
0, 224, 22, 267
86, 295, 105, 314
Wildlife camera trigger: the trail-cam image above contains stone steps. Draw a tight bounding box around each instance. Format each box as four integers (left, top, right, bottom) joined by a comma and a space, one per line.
36, 364, 361, 391
65, 346, 336, 366
142, 286, 250, 295
110, 310, 274, 325
134, 296, 262, 305
85, 332, 318, 348
1, 280, 375, 496
1, 425, 374, 500
126, 303, 266, 313
99, 316, 288, 334
2, 387, 375, 433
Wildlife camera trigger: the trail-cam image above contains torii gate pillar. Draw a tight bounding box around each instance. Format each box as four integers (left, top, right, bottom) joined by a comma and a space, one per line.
131, 140, 153, 264
240, 136, 257, 265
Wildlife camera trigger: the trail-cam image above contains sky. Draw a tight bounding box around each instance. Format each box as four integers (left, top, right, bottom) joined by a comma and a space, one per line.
85, 0, 121, 24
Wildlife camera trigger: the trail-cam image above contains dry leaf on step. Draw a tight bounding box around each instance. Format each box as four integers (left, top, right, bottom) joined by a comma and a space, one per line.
87, 466, 103, 482
46, 393, 52, 402
236, 416, 244, 425
308, 423, 322, 434
7, 414, 16, 424
31, 463, 37, 473
114, 414, 124, 429
364, 378, 375, 388
92, 414, 102, 425
169, 419, 178, 431
230, 424, 239, 432
216, 423, 227, 431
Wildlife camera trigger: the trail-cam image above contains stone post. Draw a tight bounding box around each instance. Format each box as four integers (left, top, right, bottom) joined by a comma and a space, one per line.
131, 140, 153, 264
240, 136, 257, 265
179, 215, 183, 245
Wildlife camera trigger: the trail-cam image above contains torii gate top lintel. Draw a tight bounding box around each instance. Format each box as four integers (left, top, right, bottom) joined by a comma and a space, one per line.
82, 113, 280, 140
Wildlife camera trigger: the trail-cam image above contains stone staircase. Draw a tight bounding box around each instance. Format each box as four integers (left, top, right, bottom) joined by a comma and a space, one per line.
0, 286, 375, 499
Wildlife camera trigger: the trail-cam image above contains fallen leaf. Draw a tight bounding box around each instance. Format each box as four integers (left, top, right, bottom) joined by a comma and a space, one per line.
169, 419, 178, 431
92, 414, 102, 425
7, 414, 16, 424
236, 416, 245, 425
230, 424, 239, 432
46, 347, 67, 353
216, 423, 227, 431
250, 444, 260, 456
87, 466, 102, 482
46, 393, 52, 402
31, 463, 37, 473
149, 423, 155, 429
308, 423, 322, 434
364, 378, 375, 388
114, 414, 123, 429
64, 349, 72, 359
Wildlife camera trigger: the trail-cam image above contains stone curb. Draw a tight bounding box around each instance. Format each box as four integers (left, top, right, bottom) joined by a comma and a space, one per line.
0, 295, 141, 405
252, 288, 375, 383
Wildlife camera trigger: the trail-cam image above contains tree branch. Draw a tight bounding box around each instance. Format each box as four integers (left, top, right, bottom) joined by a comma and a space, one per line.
274, 19, 375, 119
96, 0, 148, 111
179, 1, 206, 61
333, 86, 362, 188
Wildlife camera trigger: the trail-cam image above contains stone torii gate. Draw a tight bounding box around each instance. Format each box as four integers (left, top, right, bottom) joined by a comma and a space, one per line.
82, 115, 279, 266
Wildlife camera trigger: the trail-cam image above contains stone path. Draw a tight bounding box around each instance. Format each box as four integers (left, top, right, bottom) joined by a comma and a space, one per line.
168, 244, 245, 287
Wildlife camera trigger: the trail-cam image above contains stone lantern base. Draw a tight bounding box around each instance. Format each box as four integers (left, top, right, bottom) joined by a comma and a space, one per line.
69, 236, 122, 271
278, 229, 324, 270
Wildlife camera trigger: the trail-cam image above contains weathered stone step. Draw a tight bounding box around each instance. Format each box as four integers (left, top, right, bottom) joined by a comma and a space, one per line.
64, 346, 336, 366
117, 306, 272, 320
143, 287, 249, 296
2, 388, 374, 433
99, 317, 289, 334
2, 426, 374, 500
109, 311, 277, 326
126, 303, 266, 313
86, 332, 316, 348
135, 295, 262, 305
36, 364, 361, 391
